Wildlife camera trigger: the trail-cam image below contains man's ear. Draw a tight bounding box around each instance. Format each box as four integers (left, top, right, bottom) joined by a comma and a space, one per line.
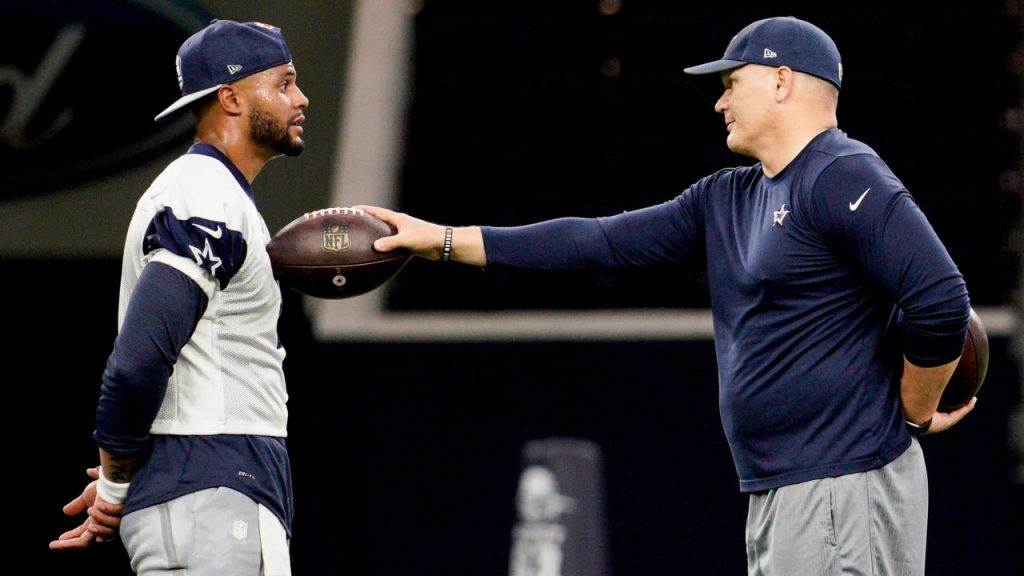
216, 84, 243, 116
774, 66, 794, 102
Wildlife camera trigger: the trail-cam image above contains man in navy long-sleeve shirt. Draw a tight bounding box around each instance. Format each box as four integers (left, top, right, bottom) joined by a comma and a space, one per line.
363, 17, 974, 576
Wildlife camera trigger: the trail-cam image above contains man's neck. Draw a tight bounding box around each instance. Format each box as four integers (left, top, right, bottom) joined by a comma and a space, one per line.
759, 120, 837, 178
193, 133, 272, 184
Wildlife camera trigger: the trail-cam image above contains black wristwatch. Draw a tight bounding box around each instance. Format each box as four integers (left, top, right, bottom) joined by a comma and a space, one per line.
905, 417, 933, 436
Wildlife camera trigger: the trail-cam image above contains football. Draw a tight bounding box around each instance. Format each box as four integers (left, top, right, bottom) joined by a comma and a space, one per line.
267, 207, 410, 299
938, 308, 990, 412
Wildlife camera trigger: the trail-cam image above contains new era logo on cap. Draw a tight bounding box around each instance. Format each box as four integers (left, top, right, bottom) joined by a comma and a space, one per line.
763, 48, 778, 59
227, 64, 243, 74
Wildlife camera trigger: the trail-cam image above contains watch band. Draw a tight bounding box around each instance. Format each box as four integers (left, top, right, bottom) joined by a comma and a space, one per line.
905, 416, 933, 436
442, 226, 453, 262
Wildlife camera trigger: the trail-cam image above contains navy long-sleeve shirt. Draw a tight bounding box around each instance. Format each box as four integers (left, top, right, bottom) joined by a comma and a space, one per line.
482, 128, 970, 491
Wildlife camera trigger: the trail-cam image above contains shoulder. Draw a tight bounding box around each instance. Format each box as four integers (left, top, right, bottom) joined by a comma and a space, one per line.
800, 131, 903, 200
683, 165, 760, 210
151, 154, 250, 215
706, 165, 757, 186
807, 128, 880, 158
689, 165, 759, 196
144, 154, 252, 230
810, 153, 905, 202
804, 131, 901, 188
800, 150, 910, 235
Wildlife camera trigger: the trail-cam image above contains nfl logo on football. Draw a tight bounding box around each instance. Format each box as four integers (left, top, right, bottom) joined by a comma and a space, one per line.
322, 223, 350, 252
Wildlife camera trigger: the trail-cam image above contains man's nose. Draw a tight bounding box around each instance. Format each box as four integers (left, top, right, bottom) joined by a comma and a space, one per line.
295, 86, 310, 110
714, 91, 729, 113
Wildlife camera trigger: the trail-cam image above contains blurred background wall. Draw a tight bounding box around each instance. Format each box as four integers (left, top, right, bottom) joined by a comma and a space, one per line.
4, 1, 1021, 575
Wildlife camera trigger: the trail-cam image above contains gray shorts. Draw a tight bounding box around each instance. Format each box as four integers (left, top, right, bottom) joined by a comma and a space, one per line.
120, 487, 291, 576
746, 438, 927, 576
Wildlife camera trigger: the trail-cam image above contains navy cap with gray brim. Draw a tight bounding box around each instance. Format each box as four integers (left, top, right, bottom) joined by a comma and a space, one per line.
154, 19, 292, 121
684, 17, 843, 89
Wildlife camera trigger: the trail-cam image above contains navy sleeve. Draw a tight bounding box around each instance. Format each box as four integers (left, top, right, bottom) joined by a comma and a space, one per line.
481, 185, 706, 270
809, 155, 970, 367
93, 262, 208, 455
142, 206, 247, 289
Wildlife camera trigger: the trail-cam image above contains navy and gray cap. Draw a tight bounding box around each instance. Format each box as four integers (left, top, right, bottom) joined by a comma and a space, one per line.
684, 17, 843, 88
154, 19, 292, 121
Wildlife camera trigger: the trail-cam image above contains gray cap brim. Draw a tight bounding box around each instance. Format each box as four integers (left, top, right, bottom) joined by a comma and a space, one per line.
154, 84, 223, 121
683, 59, 747, 76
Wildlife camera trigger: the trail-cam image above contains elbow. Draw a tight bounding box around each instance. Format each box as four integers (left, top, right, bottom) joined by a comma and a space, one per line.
899, 289, 970, 368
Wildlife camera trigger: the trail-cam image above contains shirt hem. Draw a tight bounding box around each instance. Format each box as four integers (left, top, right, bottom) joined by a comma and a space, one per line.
150, 424, 287, 437
123, 482, 292, 538
738, 434, 912, 493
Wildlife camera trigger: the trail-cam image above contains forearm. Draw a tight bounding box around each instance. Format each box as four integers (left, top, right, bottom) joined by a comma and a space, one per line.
900, 355, 960, 424
451, 226, 486, 266
99, 447, 141, 483
480, 218, 612, 270
481, 201, 700, 270
394, 218, 607, 269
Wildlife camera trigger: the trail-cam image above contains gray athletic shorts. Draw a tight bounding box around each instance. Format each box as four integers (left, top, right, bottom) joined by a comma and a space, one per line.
746, 437, 927, 576
120, 486, 291, 576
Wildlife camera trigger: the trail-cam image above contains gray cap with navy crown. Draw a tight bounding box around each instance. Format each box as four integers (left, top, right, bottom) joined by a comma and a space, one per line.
684, 17, 843, 88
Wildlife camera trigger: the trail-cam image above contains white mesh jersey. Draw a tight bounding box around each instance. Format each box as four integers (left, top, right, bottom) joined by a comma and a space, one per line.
117, 146, 287, 437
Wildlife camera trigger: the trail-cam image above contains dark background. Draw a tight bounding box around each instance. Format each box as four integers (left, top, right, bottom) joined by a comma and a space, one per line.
6, 1, 1023, 575
15, 263, 1024, 575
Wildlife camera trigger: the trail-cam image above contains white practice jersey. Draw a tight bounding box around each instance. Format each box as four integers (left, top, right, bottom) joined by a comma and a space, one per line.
117, 144, 287, 437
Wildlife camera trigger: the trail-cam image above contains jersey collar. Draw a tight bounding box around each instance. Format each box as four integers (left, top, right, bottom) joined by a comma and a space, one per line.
186, 142, 255, 201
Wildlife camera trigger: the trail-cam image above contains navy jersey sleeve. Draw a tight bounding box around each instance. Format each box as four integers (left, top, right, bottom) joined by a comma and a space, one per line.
481, 183, 707, 270
807, 155, 970, 366
143, 206, 247, 290
93, 262, 208, 455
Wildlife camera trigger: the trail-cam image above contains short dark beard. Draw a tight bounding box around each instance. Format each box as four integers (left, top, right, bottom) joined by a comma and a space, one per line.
249, 106, 304, 156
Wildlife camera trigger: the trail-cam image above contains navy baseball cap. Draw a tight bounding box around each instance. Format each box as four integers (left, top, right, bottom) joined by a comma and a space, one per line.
154, 19, 293, 121
684, 17, 843, 88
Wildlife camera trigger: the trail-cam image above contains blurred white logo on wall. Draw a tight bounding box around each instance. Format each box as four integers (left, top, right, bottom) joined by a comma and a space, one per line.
510, 466, 575, 576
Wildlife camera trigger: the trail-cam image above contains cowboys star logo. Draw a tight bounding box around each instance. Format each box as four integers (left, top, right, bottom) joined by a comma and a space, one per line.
772, 204, 790, 227
189, 238, 223, 274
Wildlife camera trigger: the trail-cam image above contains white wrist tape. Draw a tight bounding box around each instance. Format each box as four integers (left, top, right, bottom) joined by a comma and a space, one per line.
96, 467, 131, 505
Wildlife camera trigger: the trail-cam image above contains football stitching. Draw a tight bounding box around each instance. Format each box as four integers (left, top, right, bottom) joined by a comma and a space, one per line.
304, 207, 366, 219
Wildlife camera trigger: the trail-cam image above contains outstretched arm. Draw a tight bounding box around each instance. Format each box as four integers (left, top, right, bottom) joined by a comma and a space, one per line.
360, 190, 704, 271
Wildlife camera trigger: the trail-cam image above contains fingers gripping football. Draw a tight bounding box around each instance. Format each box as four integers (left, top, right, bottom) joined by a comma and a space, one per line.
357, 205, 447, 260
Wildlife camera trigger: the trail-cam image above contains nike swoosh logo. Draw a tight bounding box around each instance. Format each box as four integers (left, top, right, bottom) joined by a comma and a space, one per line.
849, 188, 871, 211
192, 223, 223, 239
